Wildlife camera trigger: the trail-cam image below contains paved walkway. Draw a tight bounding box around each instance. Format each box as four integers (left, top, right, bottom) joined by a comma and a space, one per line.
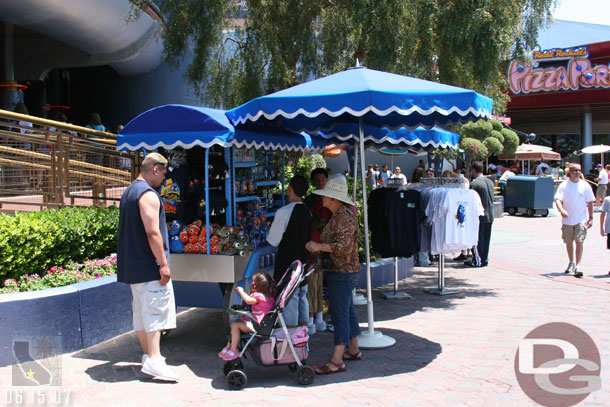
1, 213, 609, 406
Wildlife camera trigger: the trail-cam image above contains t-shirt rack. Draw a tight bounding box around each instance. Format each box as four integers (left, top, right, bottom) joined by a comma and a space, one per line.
417, 177, 483, 296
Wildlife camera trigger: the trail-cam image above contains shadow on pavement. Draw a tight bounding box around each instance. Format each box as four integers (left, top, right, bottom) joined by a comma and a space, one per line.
75, 305, 442, 388
208, 328, 441, 390
368, 265, 497, 323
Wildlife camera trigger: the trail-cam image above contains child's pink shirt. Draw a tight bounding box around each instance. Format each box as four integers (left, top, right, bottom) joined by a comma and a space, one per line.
250, 292, 274, 324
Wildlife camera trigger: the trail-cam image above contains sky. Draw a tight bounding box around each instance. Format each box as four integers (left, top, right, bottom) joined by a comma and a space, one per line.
552, 0, 610, 25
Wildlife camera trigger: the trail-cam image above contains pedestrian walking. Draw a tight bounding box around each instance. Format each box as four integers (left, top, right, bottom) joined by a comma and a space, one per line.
554, 163, 595, 278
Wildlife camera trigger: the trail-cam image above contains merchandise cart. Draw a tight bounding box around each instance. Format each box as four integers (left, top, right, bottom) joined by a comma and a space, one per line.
117, 105, 324, 330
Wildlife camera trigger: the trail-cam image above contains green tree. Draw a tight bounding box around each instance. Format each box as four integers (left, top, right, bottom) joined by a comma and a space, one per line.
130, 0, 557, 111
456, 119, 519, 175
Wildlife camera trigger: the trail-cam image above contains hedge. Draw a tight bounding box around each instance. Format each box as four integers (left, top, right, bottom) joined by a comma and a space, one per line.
0, 207, 119, 281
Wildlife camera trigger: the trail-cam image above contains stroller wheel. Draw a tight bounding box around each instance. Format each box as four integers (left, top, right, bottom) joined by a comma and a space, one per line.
287, 363, 297, 372
226, 369, 247, 390
223, 360, 244, 376
296, 366, 315, 385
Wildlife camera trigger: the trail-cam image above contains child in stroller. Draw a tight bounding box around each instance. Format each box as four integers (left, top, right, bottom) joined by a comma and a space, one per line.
222, 259, 318, 390
218, 272, 275, 361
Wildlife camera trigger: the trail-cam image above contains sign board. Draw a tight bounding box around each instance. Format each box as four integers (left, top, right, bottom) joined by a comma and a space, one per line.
507, 46, 610, 95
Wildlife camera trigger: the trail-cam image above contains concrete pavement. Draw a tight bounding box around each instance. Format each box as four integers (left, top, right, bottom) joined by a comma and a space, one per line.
1, 212, 609, 407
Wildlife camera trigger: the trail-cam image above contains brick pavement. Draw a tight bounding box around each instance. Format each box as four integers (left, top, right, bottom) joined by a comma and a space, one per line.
1, 213, 609, 407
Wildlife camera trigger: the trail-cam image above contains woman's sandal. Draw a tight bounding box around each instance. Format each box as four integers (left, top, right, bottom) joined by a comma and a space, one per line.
315, 361, 346, 375
342, 350, 362, 361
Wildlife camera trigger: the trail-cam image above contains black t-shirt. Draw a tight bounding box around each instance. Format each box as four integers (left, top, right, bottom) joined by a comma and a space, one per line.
383, 189, 421, 258
368, 188, 421, 258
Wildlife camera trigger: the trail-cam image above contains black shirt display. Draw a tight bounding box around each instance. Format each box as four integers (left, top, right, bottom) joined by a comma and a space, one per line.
368, 188, 421, 258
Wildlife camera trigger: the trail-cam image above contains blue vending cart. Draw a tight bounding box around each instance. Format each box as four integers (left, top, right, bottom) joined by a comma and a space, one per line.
504, 175, 554, 217
117, 105, 324, 331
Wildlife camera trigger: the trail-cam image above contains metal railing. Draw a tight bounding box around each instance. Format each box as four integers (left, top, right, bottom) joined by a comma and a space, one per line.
0, 109, 139, 212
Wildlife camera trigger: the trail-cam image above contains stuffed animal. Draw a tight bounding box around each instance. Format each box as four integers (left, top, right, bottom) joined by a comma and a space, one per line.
169, 235, 184, 253
168, 220, 182, 236
179, 227, 189, 243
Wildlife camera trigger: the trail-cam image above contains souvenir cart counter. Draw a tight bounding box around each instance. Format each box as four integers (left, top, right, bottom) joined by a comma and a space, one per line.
117, 105, 323, 316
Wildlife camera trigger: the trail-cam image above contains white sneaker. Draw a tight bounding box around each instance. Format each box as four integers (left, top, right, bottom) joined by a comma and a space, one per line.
307, 323, 316, 335
315, 320, 327, 332
142, 354, 149, 365
141, 357, 179, 382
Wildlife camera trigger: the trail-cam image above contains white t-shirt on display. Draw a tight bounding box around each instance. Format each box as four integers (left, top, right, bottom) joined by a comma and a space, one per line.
554, 179, 595, 225
426, 188, 483, 254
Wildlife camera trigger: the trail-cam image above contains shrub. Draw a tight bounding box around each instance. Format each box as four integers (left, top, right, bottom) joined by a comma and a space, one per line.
0, 207, 119, 282
0, 254, 117, 294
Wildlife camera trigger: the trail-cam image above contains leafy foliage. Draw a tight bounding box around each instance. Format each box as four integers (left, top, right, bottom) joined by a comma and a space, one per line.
134, 0, 556, 111
0, 207, 119, 281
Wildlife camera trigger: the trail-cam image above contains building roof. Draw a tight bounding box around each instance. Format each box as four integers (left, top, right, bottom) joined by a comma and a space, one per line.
538, 19, 610, 49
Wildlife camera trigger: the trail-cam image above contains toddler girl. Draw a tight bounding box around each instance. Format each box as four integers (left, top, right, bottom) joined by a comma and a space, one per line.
219, 272, 275, 360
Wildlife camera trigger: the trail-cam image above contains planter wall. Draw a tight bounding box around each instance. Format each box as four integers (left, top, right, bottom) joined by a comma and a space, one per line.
0, 276, 132, 368
356, 257, 414, 290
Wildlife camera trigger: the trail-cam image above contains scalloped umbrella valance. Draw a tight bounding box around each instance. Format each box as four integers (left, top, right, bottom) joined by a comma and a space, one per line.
117, 104, 325, 152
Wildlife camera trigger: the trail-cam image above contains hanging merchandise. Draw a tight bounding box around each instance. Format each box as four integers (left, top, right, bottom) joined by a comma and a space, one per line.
368, 186, 421, 259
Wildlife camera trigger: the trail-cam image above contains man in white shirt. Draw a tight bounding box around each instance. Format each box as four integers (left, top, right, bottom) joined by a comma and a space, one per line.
266, 175, 312, 327
554, 163, 595, 278
390, 166, 407, 185
595, 163, 608, 209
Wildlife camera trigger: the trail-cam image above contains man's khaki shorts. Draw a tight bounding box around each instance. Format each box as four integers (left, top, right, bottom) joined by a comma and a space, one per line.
130, 280, 177, 332
597, 184, 607, 200
562, 222, 587, 244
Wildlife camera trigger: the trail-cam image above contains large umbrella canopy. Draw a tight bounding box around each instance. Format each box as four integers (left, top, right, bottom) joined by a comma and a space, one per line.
499, 144, 561, 161
226, 67, 493, 136
117, 104, 325, 152
226, 67, 493, 349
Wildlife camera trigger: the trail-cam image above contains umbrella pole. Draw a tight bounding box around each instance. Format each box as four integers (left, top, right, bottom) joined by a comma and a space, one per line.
357, 118, 396, 349
352, 140, 366, 306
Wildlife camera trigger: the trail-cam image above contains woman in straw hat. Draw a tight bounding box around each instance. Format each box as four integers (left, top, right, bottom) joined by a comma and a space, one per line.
305, 174, 361, 374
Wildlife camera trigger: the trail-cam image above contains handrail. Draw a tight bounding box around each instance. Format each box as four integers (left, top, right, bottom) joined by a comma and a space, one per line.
0, 109, 117, 141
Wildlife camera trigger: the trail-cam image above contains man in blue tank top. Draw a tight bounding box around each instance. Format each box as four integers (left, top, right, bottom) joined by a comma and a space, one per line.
117, 152, 179, 382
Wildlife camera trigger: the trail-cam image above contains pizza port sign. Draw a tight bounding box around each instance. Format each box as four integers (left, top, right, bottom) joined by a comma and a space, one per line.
508, 46, 610, 95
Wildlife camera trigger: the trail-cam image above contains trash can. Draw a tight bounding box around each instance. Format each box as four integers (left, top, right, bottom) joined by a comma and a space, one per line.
504, 175, 554, 217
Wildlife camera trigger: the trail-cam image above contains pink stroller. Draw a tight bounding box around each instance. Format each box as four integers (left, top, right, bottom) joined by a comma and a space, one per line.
223, 259, 317, 390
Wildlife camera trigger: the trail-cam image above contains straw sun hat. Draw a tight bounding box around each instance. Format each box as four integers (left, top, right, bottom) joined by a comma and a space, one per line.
313, 174, 355, 206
